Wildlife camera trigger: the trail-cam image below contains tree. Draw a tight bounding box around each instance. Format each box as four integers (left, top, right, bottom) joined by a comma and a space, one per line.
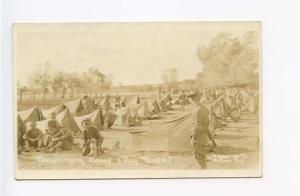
65, 73, 82, 99
81, 67, 111, 97
30, 62, 51, 100
196, 31, 259, 87
161, 68, 178, 93
17, 83, 27, 101
51, 72, 67, 99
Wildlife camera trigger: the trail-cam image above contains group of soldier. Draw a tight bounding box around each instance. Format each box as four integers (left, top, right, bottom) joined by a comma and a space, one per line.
19, 112, 104, 157
19, 86, 258, 169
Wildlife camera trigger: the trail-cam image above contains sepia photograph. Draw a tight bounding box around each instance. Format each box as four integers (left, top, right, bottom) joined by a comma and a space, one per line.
13, 22, 261, 179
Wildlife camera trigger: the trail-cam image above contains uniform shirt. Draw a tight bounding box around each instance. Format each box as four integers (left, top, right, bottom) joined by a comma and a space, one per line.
24, 127, 42, 139
52, 128, 73, 142
83, 125, 102, 145
192, 103, 210, 137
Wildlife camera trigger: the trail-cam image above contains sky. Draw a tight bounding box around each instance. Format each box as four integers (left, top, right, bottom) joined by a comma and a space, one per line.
13, 22, 259, 86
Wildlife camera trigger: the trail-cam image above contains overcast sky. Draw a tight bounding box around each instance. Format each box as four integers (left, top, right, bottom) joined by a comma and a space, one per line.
14, 22, 259, 85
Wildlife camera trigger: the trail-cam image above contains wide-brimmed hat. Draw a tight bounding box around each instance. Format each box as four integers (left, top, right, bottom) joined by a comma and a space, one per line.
188, 91, 203, 101
50, 112, 56, 119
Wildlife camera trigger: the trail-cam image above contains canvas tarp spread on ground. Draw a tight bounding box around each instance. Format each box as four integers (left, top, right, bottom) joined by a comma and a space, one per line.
129, 113, 194, 152
36, 108, 80, 134
18, 106, 46, 122
74, 109, 104, 131
42, 104, 66, 118
64, 99, 84, 114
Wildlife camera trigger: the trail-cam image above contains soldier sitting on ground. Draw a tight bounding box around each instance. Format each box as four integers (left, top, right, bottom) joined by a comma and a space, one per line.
46, 123, 73, 153
23, 121, 43, 152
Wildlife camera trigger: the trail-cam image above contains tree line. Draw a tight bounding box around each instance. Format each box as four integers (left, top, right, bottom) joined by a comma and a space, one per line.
17, 66, 113, 101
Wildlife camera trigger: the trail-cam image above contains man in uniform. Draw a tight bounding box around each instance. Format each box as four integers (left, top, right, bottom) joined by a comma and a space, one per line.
81, 118, 104, 156
114, 94, 121, 111
179, 90, 187, 111
23, 121, 43, 152
189, 91, 215, 169
46, 113, 60, 136
46, 123, 73, 153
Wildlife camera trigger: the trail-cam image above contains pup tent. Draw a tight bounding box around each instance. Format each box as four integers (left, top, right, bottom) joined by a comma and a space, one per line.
128, 113, 195, 152
146, 99, 161, 114
115, 104, 141, 126
74, 109, 105, 131
122, 95, 141, 106
18, 106, 46, 122
104, 111, 117, 128
36, 108, 80, 134
42, 104, 67, 118
64, 98, 84, 114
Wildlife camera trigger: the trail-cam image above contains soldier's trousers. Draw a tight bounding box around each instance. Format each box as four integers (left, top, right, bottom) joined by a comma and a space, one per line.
192, 137, 207, 169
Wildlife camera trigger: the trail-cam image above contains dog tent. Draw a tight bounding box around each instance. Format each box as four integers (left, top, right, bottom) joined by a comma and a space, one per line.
105, 111, 117, 128
115, 104, 142, 126
36, 108, 80, 133
122, 95, 141, 106
42, 104, 67, 118
129, 113, 194, 152
18, 106, 46, 122
136, 102, 152, 119
64, 98, 84, 114
74, 109, 104, 131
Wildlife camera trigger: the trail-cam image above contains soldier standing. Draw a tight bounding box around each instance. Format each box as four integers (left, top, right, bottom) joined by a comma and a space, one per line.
189, 92, 211, 169
179, 90, 187, 111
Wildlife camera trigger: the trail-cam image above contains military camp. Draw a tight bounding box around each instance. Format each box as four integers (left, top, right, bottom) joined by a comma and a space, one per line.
15, 25, 260, 171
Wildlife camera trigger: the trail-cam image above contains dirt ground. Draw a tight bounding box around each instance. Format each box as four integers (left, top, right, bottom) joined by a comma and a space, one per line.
17, 105, 260, 170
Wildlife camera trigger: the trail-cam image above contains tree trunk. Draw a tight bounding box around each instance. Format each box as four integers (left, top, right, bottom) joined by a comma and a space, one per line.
43, 88, 46, 100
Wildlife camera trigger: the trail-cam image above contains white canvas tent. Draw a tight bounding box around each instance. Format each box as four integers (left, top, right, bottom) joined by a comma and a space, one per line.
36, 108, 80, 134
74, 109, 104, 131
122, 95, 141, 106
115, 104, 142, 126
136, 102, 152, 119
64, 99, 84, 114
18, 106, 46, 122
42, 104, 67, 118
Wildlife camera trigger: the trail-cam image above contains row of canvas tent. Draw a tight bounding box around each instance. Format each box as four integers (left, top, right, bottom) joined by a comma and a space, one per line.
17, 96, 195, 153
17, 98, 112, 134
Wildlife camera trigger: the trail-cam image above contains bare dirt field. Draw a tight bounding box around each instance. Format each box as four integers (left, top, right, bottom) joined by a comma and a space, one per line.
17, 105, 260, 170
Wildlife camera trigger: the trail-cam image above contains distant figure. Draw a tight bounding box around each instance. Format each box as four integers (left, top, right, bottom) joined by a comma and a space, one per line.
81, 118, 104, 156
103, 95, 111, 114
82, 95, 91, 114
46, 113, 60, 136
115, 94, 121, 111
136, 95, 141, 104
23, 121, 43, 152
179, 90, 187, 111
